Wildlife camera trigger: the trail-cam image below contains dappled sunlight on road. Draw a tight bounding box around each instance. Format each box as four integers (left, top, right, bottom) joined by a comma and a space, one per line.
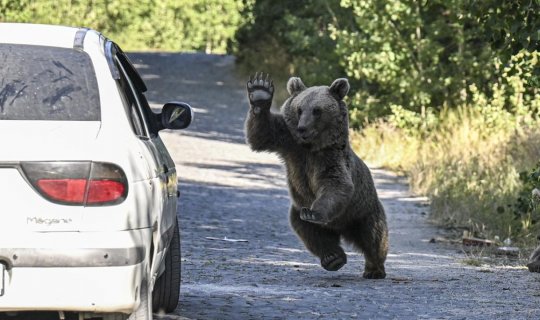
181, 283, 302, 300
161, 132, 286, 191
230, 257, 318, 268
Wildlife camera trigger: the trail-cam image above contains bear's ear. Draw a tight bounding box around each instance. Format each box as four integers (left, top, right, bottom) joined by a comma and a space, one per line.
287, 77, 306, 95
329, 78, 350, 100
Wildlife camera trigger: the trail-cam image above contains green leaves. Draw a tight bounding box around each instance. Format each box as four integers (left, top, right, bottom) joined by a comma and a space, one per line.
234, 0, 355, 94
0, 0, 249, 53
471, 0, 540, 58
221, 0, 540, 129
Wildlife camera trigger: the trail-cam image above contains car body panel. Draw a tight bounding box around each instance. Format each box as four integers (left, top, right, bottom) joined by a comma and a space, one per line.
1, 265, 142, 313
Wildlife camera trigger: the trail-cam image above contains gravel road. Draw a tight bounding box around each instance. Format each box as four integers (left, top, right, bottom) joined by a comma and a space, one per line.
127, 52, 540, 320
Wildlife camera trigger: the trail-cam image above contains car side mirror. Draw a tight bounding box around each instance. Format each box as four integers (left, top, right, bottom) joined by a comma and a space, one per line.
158, 102, 193, 130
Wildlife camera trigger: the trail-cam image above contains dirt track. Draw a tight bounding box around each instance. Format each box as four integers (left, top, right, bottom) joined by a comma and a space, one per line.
128, 52, 540, 320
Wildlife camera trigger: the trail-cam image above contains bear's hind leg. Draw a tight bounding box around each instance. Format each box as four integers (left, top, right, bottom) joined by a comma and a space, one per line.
290, 206, 346, 271
344, 217, 388, 279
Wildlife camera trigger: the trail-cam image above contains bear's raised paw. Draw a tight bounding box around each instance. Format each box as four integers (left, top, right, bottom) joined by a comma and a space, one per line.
247, 72, 274, 112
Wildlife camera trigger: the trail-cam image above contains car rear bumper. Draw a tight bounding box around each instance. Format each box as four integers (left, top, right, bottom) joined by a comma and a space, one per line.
0, 264, 144, 313
0, 247, 144, 268
0, 229, 151, 313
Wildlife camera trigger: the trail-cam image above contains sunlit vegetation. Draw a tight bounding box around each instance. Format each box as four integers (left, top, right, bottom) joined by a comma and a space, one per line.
0, 0, 250, 53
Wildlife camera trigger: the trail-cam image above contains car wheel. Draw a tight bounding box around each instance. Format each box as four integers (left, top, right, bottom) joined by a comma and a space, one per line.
152, 218, 181, 313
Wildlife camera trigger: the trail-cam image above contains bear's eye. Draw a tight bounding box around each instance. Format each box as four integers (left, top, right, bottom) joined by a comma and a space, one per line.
298, 108, 303, 116
312, 108, 322, 117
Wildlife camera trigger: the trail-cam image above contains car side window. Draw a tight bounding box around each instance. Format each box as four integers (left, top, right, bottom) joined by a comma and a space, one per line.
114, 53, 159, 139
115, 61, 146, 138
115, 58, 149, 139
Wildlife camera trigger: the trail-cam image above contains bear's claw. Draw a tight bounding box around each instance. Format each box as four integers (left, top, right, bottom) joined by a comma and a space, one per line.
321, 252, 347, 271
248, 72, 273, 90
300, 207, 328, 225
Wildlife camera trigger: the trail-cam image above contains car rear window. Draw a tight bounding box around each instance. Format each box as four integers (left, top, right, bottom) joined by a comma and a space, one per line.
0, 44, 100, 121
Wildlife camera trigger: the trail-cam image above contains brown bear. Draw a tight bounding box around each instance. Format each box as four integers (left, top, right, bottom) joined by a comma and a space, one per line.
245, 73, 388, 279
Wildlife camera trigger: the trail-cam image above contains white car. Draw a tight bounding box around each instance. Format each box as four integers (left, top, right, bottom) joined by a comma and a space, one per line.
0, 23, 192, 319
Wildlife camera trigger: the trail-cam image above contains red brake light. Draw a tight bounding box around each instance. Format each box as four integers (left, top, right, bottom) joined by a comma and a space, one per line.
21, 161, 128, 206
37, 179, 87, 203
87, 180, 126, 204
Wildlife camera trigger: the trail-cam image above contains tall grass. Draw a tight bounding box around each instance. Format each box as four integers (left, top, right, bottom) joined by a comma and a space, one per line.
352, 106, 540, 244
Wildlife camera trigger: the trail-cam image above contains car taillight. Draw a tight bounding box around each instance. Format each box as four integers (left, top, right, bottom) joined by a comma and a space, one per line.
86, 180, 126, 204
37, 179, 87, 203
21, 161, 128, 206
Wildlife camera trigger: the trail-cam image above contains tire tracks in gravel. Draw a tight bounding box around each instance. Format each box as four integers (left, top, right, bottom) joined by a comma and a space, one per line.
128, 52, 540, 320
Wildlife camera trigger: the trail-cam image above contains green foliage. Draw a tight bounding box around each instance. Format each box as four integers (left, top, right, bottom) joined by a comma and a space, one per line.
234, 0, 355, 96
0, 0, 248, 53
470, 0, 540, 58
234, 0, 540, 126
333, 0, 501, 124
387, 104, 437, 137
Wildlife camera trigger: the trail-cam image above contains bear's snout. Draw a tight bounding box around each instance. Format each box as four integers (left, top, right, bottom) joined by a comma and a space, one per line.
297, 125, 312, 141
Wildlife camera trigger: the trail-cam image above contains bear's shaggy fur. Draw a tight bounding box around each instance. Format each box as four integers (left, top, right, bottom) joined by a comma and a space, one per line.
245, 73, 388, 279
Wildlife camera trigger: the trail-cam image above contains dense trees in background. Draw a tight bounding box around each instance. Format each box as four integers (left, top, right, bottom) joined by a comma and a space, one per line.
233, 0, 354, 88
0, 0, 247, 53
235, 0, 540, 126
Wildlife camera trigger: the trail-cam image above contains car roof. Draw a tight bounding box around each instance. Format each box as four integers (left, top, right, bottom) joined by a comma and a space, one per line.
0, 23, 101, 51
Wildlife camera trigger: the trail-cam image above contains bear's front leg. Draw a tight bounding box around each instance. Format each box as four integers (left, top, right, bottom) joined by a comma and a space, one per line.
300, 175, 354, 225
299, 207, 330, 225
245, 73, 295, 153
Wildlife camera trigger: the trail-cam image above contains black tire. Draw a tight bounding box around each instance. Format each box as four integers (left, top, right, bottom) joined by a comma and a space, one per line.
152, 218, 181, 313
